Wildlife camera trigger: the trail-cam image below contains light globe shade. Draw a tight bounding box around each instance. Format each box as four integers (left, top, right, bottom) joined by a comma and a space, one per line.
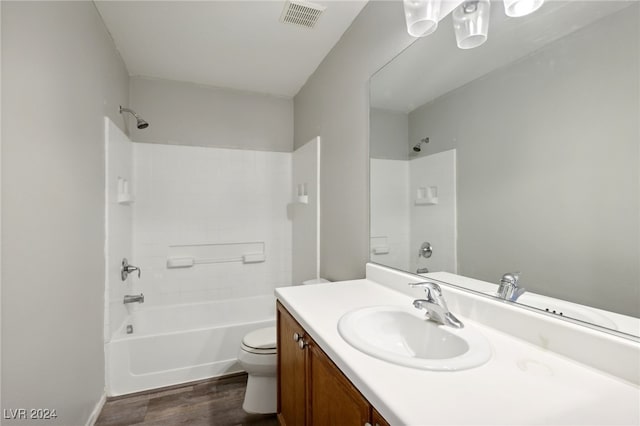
403, 0, 442, 37
503, 0, 544, 17
453, 0, 491, 50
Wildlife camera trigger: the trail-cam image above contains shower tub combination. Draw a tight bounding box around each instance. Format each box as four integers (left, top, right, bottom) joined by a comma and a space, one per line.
107, 294, 276, 396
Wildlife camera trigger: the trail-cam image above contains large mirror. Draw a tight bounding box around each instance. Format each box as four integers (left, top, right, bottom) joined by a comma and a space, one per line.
369, 0, 639, 338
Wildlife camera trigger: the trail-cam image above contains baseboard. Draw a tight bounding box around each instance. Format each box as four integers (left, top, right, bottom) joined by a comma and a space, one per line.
85, 392, 107, 426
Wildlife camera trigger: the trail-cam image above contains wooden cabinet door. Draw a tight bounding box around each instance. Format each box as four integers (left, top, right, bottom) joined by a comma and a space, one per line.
308, 341, 370, 426
277, 302, 307, 426
371, 408, 391, 426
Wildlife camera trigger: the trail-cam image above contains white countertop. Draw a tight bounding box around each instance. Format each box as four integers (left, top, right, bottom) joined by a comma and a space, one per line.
276, 279, 640, 425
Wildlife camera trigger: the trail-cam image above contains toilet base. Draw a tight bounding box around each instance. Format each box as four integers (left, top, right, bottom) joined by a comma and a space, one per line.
242, 374, 277, 414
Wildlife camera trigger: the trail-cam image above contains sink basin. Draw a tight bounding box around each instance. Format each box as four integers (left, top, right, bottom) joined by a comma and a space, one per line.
338, 305, 491, 371
516, 293, 618, 330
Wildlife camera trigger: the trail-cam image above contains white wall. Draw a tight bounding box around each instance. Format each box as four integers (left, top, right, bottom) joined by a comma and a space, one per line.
408, 7, 639, 316
130, 76, 293, 152
294, 1, 416, 280
370, 159, 410, 272
132, 143, 292, 306
1, 2, 129, 425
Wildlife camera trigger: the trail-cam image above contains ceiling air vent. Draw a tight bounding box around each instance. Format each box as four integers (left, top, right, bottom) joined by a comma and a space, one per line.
280, 0, 326, 29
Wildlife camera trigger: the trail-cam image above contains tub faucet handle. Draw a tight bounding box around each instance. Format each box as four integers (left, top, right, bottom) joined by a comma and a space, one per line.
121, 258, 141, 281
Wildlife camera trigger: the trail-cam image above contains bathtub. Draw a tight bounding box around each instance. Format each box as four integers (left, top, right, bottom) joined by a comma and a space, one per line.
106, 294, 276, 396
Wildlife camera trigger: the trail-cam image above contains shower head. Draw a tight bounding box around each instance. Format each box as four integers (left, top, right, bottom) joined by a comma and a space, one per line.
119, 106, 149, 129
136, 118, 149, 130
413, 137, 429, 152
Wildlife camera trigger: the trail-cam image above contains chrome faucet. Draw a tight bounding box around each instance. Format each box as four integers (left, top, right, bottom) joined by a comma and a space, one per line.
497, 272, 525, 301
408, 282, 464, 328
123, 293, 144, 304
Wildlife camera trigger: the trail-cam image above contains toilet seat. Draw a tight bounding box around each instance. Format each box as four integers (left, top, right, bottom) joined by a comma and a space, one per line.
241, 326, 276, 354
241, 345, 276, 355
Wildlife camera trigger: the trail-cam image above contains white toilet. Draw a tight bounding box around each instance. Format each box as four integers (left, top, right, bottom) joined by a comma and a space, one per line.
239, 279, 330, 414
238, 326, 277, 414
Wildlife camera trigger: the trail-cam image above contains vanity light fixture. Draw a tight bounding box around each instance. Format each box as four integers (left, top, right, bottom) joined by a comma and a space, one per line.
402, 0, 544, 50
503, 0, 545, 17
402, 0, 442, 37
453, 0, 491, 49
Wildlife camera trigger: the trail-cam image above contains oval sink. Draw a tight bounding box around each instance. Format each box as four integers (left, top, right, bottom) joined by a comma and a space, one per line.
338, 305, 491, 371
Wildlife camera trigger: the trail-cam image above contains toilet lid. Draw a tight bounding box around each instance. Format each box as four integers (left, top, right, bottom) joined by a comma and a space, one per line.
242, 326, 277, 350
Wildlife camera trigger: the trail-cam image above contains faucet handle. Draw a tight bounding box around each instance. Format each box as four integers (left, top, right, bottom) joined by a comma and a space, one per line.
501, 272, 520, 285
498, 272, 526, 301
121, 258, 141, 281
409, 281, 441, 293
408, 281, 442, 303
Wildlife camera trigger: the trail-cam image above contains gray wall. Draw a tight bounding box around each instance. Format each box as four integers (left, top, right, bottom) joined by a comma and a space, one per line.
408, 7, 639, 316
294, 1, 414, 280
370, 108, 409, 160
1, 2, 129, 424
130, 76, 293, 151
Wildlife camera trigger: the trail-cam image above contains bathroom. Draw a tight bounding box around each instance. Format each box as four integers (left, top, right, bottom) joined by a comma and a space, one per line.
1, 0, 639, 425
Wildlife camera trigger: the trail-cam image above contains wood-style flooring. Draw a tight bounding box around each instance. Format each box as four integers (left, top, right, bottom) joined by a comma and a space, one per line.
95, 373, 279, 426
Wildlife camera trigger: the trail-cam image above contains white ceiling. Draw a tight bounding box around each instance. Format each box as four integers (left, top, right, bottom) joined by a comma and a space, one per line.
371, 1, 632, 113
95, 0, 368, 98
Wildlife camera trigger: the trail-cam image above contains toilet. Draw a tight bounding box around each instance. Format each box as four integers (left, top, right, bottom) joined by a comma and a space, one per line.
237, 326, 278, 414
238, 278, 330, 414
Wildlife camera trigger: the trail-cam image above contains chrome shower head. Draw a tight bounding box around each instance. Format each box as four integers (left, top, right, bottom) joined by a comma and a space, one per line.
413, 137, 429, 152
119, 106, 149, 129
136, 118, 149, 130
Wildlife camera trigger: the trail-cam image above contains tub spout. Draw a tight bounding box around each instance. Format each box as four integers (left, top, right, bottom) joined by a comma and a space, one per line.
124, 294, 144, 304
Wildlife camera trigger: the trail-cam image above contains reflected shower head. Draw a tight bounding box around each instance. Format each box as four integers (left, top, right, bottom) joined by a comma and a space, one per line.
119, 106, 149, 129
413, 137, 429, 152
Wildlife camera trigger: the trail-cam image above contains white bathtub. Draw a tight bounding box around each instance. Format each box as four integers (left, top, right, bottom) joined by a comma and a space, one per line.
106, 294, 276, 396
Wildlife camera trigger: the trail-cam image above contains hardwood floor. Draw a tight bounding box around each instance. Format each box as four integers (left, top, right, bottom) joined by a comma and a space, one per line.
96, 373, 279, 426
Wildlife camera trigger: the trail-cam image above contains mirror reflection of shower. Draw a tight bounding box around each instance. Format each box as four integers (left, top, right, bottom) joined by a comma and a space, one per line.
119, 105, 149, 129
413, 137, 429, 152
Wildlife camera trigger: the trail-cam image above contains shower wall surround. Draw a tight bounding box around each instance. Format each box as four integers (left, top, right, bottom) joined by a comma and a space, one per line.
105, 119, 134, 340
409, 150, 457, 275
292, 137, 321, 285
132, 143, 292, 306
370, 151, 457, 275
370, 159, 410, 272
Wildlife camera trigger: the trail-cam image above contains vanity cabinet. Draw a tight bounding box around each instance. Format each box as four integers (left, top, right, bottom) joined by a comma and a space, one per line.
277, 301, 307, 426
308, 342, 370, 425
371, 408, 391, 426
277, 302, 390, 426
